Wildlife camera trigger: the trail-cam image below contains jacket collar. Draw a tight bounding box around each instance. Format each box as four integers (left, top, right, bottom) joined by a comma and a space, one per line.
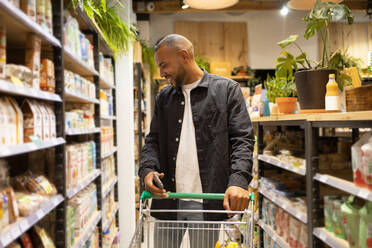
174, 69, 209, 94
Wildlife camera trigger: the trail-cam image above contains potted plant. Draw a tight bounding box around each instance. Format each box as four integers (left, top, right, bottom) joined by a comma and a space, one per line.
277, 0, 353, 111
265, 74, 298, 114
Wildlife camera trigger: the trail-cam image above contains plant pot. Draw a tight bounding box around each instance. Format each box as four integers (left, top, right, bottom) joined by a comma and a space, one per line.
294, 69, 337, 110
275, 97, 297, 114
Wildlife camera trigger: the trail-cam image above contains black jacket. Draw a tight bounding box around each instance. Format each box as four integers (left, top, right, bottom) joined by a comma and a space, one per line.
139, 70, 254, 220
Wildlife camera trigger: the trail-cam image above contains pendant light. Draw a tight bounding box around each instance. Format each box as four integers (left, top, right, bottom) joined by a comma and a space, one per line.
287, 0, 343, 11
184, 0, 239, 10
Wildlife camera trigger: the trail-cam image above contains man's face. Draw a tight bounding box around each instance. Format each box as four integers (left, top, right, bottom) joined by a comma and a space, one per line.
155, 45, 185, 87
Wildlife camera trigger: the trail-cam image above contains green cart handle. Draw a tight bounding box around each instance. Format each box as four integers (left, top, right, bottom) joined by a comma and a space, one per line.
141, 191, 255, 202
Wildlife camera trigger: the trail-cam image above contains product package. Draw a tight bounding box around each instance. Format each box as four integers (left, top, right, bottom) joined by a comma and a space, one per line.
351, 133, 372, 188
20, 232, 34, 248
0, 25, 5, 79
36, 0, 45, 27
359, 202, 372, 248
21, 0, 36, 21
332, 199, 347, 239
6, 97, 24, 144
361, 137, 372, 190
0, 190, 9, 229
288, 216, 301, 248
30, 225, 56, 248
22, 99, 43, 142
25, 34, 41, 90
5, 64, 34, 87
341, 196, 362, 248
40, 59, 55, 93
45, 0, 52, 33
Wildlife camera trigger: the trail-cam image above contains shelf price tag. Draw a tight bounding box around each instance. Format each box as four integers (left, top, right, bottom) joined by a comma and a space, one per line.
29, 136, 43, 148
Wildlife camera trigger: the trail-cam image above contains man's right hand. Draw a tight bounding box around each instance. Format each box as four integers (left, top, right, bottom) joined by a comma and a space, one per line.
144, 172, 168, 197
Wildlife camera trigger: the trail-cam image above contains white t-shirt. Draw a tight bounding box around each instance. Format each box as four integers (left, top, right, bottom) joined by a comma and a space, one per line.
175, 80, 203, 200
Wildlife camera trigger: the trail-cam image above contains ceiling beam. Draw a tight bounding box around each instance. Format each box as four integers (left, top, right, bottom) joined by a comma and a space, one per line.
133, 1, 367, 14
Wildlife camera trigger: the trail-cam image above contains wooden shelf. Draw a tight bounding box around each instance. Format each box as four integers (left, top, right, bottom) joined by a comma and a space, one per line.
251, 111, 372, 123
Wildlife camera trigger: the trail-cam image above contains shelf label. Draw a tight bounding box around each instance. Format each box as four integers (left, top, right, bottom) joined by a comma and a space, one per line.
359, 189, 370, 199
29, 136, 43, 147
36, 209, 44, 219
1, 232, 11, 246
20, 220, 29, 232
318, 175, 327, 183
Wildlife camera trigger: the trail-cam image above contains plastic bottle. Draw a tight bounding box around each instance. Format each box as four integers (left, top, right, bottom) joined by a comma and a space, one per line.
325, 74, 340, 111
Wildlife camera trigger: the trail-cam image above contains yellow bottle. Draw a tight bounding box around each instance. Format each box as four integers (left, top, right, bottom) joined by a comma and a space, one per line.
325, 74, 340, 111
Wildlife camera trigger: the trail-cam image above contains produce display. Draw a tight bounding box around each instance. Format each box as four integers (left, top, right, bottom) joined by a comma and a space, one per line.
65, 70, 96, 100
100, 89, 114, 117
324, 195, 372, 248
63, 11, 94, 68
65, 142, 97, 190
67, 183, 98, 247
65, 103, 95, 132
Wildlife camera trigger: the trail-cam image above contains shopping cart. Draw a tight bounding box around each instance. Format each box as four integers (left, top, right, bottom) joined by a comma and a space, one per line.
130, 191, 255, 248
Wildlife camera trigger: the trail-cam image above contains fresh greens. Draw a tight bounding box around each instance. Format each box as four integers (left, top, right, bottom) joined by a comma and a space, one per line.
195, 55, 210, 72
265, 74, 297, 103
70, 0, 136, 56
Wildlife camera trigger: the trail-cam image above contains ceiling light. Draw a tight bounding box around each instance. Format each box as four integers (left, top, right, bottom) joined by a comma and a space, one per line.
281, 6, 289, 16
184, 0, 239, 10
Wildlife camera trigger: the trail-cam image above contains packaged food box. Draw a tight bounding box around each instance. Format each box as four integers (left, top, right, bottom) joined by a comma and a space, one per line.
7, 97, 24, 144
0, 190, 9, 229
22, 99, 42, 142
25, 34, 41, 90
361, 137, 372, 191
21, 0, 36, 21
40, 59, 55, 93
4, 187, 19, 223
1, 98, 17, 145
289, 216, 301, 248
359, 202, 372, 248
351, 133, 371, 188
45, 0, 52, 33
45, 104, 56, 139
298, 223, 308, 248
36, 0, 45, 27
0, 98, 12, 145
35, 102, 50, 140
0, 25, 5, 79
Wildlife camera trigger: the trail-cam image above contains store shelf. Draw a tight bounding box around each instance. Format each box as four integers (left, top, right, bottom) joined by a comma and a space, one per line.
0, 80, 62, 102
66, 128, 100, 136
313, 228, 349, 248
0, 194, 64, 248
71, 211, 102, 248
64, 48, 99, 77
258, 220, 290, 248
0, 0, 61, 47
102, 203, 119, 232
65, 88, 99, 104
101, 148, 117, 159
258, 155, 306, 176
0, 138, 65, 158
259, 187, 307, 223
102, 177, 118, 200
100, 77, 115, 89
66, 170, 101, 199
100, 115, 117, 120
314, 173, 372, 201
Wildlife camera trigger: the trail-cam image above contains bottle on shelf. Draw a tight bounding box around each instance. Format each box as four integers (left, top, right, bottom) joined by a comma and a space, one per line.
325, 73, 340, 111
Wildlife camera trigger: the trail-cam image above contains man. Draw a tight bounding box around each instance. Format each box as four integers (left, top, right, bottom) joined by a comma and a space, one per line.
139, 34, 254, 247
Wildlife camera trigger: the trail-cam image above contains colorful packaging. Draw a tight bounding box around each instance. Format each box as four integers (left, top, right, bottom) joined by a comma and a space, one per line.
36, 0, 45, 27
45, 104, 56, 139
298, 223, 308, 248
0, 99, 8, 145
33, 101, 50, 140
25, 34, 41, 90
22, 99, 43, 142
20, 232, 34, 248
352, 133, 371, 188
0, 25, 5, 79
21, 0, 36, 21
324, 196, 338, 232
40, 59, 55, 93
288, 216, 301, 248
333, 199, 347, 239
45, 0, 52, 33
31, 225, 56, 248
341, 196, 362, 248
359, 202, 372, 248
0, 191, 9, 229
1, 98, 16, 145
361, 137, 372, 191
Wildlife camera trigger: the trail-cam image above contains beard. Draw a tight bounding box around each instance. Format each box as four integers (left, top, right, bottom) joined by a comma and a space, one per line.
173, 65, 186, 88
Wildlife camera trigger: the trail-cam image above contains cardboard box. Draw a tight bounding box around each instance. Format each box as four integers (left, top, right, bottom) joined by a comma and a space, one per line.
21, 0, 36, 21
22, 99, 42, 142
7, 97, 24, 144
25, 34, 41, 90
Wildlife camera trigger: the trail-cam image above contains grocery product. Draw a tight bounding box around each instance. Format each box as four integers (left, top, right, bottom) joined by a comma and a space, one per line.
65, 103, 95, 132
64, 70, 96, 99
21, 0, 36, 21
112, 231, 120, 248
351, 133, 371, 188
298, 223, 308, 248
99, 53, 115, 85
324, 196, 338, 232
22, 99, 43, 142
25, 34, 41, 89
7, 241, 21, 248
101, 126, 114, 155
15, 192, 43, 216
7, 97, 24, 144
45, 0, 52, 33
1, 97, 16, 145
5, 64, 34, 87
288, 216, 301, 248
40, 59, 55, 93
332, 199, 347, 239
36, 0, 45, 27
34, 101, 50, 140
341, 196, 362, 248
30, 225, 56, 248
0, 190, 9, 229
66, 205, 75, 247
325, 74, 340, 111
361, 137, 372, 191
4, 187, 19, 223
359, 202, 372, 248
0, 25, 5, 79
20, 233, 34, 248
102, 155, 115, 186
12, 172, 57, 196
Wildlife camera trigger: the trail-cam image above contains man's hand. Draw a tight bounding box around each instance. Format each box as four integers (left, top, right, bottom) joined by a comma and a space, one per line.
144, 172, 168, 198
223, 186, 249, 211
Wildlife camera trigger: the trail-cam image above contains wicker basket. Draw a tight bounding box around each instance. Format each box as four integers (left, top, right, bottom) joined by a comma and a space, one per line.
345, 84, 372, 112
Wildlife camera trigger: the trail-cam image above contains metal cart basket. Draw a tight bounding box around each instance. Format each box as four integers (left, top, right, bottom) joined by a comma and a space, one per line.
130, 191, 255, 248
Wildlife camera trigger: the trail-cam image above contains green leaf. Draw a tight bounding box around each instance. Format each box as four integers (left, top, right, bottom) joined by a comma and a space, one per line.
277, 35, 298, 49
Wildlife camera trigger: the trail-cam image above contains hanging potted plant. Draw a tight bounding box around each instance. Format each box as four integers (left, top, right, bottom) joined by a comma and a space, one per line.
265, 74, 298, 114
277, 0, 353, 112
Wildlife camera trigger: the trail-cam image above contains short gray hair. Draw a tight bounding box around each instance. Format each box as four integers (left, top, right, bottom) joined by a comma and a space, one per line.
154, 34, 194, 58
